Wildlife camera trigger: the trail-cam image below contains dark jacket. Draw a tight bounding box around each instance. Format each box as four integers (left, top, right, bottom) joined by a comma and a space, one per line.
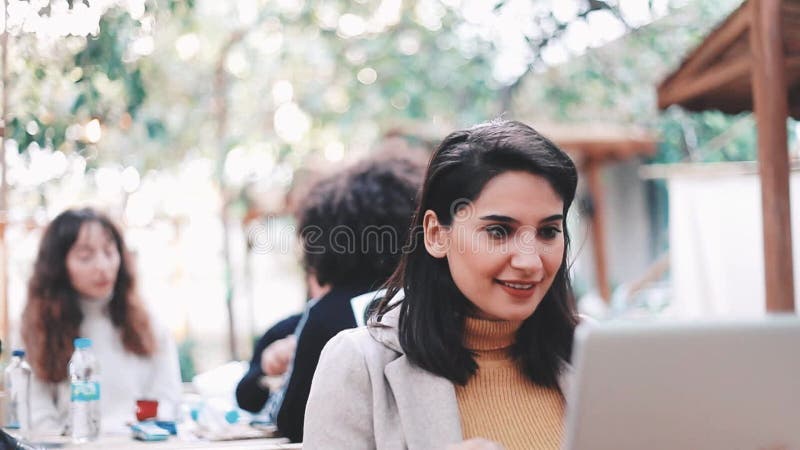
276, 284, 370, 443
235, 313, 302, 413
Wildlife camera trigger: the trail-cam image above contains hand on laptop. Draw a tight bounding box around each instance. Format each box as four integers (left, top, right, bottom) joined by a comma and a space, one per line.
446, 438, 506, 450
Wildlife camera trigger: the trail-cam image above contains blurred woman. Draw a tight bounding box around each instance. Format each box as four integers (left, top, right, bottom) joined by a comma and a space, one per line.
22, 208, 181, 433
303, 120, 580, 450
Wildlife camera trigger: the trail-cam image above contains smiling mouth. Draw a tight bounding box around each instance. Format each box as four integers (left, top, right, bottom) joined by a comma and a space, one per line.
495, 280, 535, 290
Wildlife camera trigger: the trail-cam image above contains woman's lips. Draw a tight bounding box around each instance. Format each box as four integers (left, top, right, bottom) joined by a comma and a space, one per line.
94, 280, 113, 290
495, 279, 537, 298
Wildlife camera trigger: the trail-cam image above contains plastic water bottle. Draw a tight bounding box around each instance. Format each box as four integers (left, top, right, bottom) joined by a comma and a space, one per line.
3, 350, 32, 436
69, 338, 100, 442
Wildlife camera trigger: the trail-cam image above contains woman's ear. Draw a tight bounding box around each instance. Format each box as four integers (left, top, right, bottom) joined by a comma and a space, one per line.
423, 210, 449, 258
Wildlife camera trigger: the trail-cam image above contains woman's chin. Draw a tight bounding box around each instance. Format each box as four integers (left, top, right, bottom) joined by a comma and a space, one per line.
81, 289, 113, 301
479, 305, 539, 322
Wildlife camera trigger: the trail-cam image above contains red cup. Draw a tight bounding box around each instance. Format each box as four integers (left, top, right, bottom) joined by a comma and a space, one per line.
136, 399, 159, 421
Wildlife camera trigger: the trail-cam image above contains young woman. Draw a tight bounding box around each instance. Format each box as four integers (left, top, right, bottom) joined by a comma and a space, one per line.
21, 208, 182, 433
303, 120, 580, 450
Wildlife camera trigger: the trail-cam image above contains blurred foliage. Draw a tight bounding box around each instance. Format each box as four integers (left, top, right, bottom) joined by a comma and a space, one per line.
511, 0, 780, 164
4, 0, 178, 173
4, 0, 655, 178
9, 0, 790, 176
72, 13, 147, 117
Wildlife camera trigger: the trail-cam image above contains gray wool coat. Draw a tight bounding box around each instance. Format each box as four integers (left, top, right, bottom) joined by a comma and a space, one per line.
302, 307, 573, 450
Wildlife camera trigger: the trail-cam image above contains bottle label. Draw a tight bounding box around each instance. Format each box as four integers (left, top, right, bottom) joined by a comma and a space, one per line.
70, 381, 100, 402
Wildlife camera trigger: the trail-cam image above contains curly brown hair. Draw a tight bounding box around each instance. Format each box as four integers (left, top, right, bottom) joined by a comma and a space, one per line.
21, 208, 156, 383
295, 156, 424, 289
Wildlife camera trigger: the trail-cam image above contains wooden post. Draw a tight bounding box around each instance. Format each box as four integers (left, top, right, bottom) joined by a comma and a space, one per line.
749, 0, 796, 312
585, 158, 612, 302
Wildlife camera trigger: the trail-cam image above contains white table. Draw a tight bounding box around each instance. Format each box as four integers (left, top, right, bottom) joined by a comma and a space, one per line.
28, 434, 301, 449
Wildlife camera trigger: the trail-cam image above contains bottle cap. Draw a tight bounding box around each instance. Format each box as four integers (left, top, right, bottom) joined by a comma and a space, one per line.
11, 349, 24, 357
224, 410, 239, 424
74, 337, 92, 349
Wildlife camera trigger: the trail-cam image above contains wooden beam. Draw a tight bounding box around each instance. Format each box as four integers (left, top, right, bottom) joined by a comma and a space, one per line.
674, 3, 751, 80
658, 52, 751, 109
658, 2, 750, 100
659, 53, 800, 113
584, 158, 612, 303
750, 0, 796, 312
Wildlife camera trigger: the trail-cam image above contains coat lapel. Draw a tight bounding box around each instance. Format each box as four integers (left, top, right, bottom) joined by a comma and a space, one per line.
558, 363, 574, 398
384, 355, 462, 450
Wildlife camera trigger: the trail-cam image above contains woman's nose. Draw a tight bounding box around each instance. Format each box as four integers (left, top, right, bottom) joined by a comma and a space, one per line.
509, 246, 544, 275
93, 254, 115, 272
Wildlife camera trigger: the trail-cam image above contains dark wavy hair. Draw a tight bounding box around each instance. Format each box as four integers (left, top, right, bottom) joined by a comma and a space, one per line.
296, 156, 424, 290
373, 120, 579, 389
22, 208, 155, 382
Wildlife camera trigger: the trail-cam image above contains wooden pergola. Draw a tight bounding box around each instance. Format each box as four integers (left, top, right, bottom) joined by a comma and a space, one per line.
538, 123, 657, 302
657, 0, 798, 312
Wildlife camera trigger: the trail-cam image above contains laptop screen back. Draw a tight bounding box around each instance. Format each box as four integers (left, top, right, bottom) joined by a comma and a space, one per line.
563, 316, 800, 450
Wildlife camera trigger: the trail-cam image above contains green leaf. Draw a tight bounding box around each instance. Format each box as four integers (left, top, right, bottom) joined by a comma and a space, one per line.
126, 68, 146, 116
145, 119, 166, 140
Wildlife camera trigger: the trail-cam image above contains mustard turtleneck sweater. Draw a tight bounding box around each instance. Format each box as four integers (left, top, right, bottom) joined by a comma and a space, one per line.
454, 316, 565, 450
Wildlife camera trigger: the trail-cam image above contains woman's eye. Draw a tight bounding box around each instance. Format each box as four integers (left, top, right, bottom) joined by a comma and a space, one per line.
485, 225, 510, 239
538, 226, 562, 240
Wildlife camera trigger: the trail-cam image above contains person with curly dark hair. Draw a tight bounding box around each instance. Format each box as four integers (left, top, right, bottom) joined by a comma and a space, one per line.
254, 156, 423, 443
303, 120, 581, 450
22, 208, 181, 433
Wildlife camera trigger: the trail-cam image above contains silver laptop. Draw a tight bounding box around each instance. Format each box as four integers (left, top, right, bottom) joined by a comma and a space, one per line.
563, 316, 800, 450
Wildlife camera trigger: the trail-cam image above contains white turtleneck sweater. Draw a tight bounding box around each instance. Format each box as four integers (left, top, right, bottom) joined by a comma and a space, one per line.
29, 297, 182, 434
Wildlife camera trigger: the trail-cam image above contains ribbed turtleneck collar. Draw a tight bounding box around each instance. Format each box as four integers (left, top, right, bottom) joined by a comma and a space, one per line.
78, 295, 113, 318
463, 316, 522, 352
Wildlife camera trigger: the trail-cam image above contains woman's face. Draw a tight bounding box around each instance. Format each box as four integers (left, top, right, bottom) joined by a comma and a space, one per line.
424, 171, 565, 321
66, 221, 121, 300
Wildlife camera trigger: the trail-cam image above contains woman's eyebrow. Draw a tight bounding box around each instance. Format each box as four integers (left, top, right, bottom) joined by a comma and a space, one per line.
478, 213, 564, 224
478, 214, 518, 223
540, 214, 564, 224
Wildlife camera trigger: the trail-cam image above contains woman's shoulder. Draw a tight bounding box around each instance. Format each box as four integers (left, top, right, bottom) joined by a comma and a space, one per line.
323, 323, 401, 368
577, 314, 597, 325
326, 325, 392, 354
141, 311, 179, 358
146, 312, 172, 339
